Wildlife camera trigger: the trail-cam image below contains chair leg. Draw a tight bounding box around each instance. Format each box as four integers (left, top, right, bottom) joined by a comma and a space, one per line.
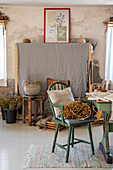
72, 126, 74, 148
88, 123, 94, 155
52, 123, 59, 153
66, 126, 72, 163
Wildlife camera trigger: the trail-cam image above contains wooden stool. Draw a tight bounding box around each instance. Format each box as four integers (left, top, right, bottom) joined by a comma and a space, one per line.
22, 95, 43, 126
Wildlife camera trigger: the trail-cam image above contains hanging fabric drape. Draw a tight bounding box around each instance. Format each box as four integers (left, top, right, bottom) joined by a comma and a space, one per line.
0, 23, 7, 86
105, 24, 113, 89
105, 24, 113, 120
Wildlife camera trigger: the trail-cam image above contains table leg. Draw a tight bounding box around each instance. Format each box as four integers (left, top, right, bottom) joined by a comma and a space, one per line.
34, 99, 37, 119
23, 98, 25, 123
99, 111, 113, 164
40, 97, 43, 115
28, 97, 32, 126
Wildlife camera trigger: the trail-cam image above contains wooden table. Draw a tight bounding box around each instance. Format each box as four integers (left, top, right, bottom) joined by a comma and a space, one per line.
93, 100, 113, 164
22, 94, 43, 126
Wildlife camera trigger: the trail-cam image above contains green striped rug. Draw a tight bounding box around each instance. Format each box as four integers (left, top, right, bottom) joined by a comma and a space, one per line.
24, 144, 113, 168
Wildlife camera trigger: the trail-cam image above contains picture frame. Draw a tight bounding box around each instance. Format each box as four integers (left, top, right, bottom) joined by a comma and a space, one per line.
44, 8, 70, 43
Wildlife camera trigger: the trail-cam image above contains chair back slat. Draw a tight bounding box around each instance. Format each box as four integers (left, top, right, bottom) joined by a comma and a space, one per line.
54, 85, 56, 90
61, 84, 63, 90
52, 86, 54, 90
49, 82, 68, 91
58, 84, 60, 90
48, 82, 69, 119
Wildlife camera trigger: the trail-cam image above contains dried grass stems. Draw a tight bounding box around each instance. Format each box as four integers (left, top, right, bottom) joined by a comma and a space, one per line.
0, 91, 23, 110
60, 99, 91, 120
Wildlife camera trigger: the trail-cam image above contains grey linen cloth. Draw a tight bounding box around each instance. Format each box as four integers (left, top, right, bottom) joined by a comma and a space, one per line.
17, 43, 89, 98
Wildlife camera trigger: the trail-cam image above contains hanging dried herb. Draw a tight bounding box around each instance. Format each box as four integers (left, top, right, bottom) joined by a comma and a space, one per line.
59, 99, 91, 120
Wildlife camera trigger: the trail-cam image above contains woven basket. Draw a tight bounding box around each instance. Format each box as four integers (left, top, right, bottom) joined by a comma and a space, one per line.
23, 80, 41, 95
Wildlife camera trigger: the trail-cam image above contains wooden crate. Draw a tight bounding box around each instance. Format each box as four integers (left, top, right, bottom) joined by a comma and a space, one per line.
46, 121, 66, 131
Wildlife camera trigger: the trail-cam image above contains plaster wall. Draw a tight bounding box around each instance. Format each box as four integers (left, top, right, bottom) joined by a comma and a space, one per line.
1, 5, 113, 82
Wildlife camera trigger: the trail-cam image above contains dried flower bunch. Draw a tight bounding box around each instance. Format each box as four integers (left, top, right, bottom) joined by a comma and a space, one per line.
60, 99, 91, 120
0, 91, 23, 110
0, 96, 8, 110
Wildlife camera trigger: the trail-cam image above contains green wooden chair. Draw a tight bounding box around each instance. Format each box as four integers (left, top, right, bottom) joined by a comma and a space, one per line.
48, 82, 97, 163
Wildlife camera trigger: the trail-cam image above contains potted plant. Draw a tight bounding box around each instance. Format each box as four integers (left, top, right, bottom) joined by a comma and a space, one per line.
0, 91, 23, 123
0, 96, 8, 120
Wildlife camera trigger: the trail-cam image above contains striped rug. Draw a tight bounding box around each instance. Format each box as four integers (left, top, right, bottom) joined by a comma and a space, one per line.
24, 144, 113, 168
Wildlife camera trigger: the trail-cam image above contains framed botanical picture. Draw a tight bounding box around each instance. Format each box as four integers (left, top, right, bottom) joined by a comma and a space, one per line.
44, 8, 70, 43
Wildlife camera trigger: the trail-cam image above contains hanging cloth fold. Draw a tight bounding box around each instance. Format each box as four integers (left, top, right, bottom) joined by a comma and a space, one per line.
105, 24, 113, 89
0, 24, 7, 86
105, 24, 113, 120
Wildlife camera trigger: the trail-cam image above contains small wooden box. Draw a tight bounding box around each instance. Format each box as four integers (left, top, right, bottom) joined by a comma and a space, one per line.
46, 121, 66, 131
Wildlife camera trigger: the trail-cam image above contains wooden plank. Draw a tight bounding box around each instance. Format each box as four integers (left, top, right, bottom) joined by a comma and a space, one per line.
15, 43, 20, 119
46, 126, 65, 129
46, 121, 57, 125
46, 123, 65, 127
40, 97, 43, 115
47, 127, 56, 129
46, 127, 65, 131
46, 121, 66, 131
14, 44, 18, 94
28, 97, 32, 126
0, 20, 8, 23
23, 98, 25, 123
103, 21, 113, 24
34, 99, 37, 119
89, 84, 94, 93
47, 125, 56, 128
45, 128, 57, 131
103, 21, 113, 33
96, 100, 112, 103
46, 125, 56, 127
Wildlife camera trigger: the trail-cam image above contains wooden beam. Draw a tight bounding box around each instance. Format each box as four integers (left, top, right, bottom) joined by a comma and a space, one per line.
0, 20, 8, 22
14, 44, 18, 94
3, 21, 6, 30
103, 21, 113, 24
103, 21, 113, 33
15, 43, 20, 119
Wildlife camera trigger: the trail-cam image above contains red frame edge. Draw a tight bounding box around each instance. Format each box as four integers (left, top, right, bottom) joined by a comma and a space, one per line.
44, 8, 46, 43
44, 8, 71, 43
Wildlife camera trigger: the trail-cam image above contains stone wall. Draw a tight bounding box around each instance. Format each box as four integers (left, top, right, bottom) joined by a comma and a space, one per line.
0, 5, 113, 94
0, 79, 15, 95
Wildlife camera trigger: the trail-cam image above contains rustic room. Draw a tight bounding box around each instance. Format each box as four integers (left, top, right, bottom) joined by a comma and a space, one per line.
0, 0, 113, 170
